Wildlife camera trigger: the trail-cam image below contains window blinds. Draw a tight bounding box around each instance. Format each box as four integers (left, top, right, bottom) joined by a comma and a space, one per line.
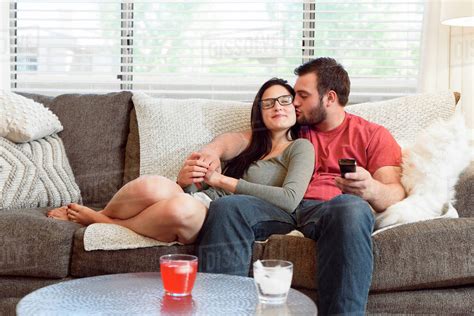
10, 0, 425, 102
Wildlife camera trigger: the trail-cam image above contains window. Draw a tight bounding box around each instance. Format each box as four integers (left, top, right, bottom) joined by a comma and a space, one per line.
313, 1, 425, 102
10, 0, 425, 103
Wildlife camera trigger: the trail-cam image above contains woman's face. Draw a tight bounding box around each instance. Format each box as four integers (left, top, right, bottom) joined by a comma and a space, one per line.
260, 85, 296, 133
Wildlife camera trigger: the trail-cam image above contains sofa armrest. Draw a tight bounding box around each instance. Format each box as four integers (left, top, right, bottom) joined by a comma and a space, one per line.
454, 161, 474, 218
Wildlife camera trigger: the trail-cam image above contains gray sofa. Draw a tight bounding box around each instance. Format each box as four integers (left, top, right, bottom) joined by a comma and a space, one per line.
1, 91, 473, 315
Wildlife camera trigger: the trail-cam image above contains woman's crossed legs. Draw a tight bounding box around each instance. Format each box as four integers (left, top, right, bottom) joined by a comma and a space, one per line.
47, 175, 207, 244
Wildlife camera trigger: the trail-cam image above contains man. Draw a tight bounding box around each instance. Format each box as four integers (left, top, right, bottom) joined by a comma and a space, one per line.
177, 57, 405, 315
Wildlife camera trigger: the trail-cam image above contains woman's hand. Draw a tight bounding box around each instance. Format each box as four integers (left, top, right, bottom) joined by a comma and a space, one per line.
204, 169, 223, 188
204, 169, 239, 193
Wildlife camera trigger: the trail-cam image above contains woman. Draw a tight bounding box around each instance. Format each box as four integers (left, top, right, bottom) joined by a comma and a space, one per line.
48, 78, 315, 245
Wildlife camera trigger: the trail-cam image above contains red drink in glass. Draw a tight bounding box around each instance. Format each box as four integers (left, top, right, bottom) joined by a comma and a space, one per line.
160, 254, 198, 296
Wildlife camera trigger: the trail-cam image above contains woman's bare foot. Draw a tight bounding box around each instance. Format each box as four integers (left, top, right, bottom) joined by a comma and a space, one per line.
66, 203, 114, 226
47, 206, 69, 221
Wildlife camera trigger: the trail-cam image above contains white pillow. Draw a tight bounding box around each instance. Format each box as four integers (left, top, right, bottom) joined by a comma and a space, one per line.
132, 93, 251, 181
0, 90, 63, 143
374, 112, 471, 230
0, 134, 82, 210
346, 91, 456, 147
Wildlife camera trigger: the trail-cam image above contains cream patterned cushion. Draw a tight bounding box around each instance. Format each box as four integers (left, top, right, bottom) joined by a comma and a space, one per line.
132, 93, 251, 180
0, 134, 82, 210
0, 90, 63, 143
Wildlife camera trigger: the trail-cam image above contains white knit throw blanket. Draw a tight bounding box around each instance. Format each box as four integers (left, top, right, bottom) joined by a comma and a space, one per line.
83, 223, 182, 251
132, 93, 251, 180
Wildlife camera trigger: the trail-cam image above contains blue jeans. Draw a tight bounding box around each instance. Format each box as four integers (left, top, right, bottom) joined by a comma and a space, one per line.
196, 194, 375, 316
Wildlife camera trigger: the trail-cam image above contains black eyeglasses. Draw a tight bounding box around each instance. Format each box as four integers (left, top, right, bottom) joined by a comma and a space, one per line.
260, 95, 294, 110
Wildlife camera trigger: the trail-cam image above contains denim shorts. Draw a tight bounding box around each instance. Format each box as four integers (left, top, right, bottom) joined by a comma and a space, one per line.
189, 192, 212, 208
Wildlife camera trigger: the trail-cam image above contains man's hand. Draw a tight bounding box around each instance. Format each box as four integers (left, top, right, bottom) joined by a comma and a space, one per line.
336, 165, 406, 212
198, 149, 222, 173
177, 152, 210, 188
335, 166, 377, 201
177, 130, 249, 188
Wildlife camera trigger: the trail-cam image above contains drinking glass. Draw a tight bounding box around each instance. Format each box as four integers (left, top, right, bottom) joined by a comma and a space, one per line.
160, 254, 198, 296
253, 260, 293, 304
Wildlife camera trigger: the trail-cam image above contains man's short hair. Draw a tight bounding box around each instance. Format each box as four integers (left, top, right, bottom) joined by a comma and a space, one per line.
294, 57, 351, 106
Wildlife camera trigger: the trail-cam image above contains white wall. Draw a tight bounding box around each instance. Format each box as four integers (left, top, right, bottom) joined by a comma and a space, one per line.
0, 2, 10, 90
419, 0, 472, 141
449, 27, 474, 144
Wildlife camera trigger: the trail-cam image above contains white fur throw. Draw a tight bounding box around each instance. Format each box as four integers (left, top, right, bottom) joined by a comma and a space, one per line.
84, 223, 182, 251
132, 93, 251, 180
374, 113, 471, 230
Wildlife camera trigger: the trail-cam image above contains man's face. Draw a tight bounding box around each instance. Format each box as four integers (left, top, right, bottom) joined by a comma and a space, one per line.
293, 73, 327, 126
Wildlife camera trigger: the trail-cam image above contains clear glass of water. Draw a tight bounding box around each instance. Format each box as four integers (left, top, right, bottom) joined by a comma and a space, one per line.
253, 260, 293, 304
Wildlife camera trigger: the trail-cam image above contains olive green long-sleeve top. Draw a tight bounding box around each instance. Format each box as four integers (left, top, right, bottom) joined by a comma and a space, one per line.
199, 138, 315, 213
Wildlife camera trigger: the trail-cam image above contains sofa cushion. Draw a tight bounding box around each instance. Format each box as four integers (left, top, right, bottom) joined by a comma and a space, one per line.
367, 286, 474, 314
18, 92, 133, 208
0, 297, 20, 316
0, 276, 66, 299
297, 285, 474, 314
258, 218, 474, 291
0, 208, 80, 278
259, 235, 317, 289
70, 227, 195, 277
454, 161, 474, 218
122, 108, 140, 185
371, 218, 474, 291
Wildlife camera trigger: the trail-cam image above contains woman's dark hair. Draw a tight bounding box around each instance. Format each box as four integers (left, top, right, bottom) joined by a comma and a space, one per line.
223, 78, 299, 179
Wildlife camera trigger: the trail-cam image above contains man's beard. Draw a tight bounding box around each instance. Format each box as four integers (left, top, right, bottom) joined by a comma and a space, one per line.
297, 96, 327, 126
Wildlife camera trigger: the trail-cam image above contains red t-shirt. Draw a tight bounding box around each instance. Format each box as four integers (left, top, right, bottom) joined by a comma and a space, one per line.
300, 113, 402, 201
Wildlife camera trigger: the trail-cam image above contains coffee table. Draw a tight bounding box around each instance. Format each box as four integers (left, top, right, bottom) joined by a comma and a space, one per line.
17, 272, 317, 315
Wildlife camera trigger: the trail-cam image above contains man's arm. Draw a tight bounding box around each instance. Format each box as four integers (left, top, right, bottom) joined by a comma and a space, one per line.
335, 166, 406, 212
199, 130, 251, 171
368, 166, 406, 212
201, 130, 251, 160
176, 131, 251, 187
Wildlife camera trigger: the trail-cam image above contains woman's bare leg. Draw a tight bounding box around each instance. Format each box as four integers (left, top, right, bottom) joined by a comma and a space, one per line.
100, 175, 184, 219
47, 175, 183, 221
67, 194, 207, 244
160, 194, 208, 244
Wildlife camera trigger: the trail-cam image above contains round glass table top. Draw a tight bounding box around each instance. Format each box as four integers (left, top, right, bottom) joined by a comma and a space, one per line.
17, 272, 317, 315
